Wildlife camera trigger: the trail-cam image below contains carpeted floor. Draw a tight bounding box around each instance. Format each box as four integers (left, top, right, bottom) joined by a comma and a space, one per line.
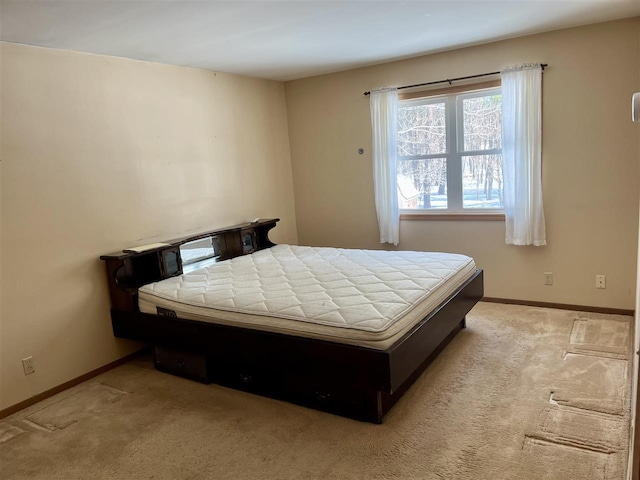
0, 302, 633, 479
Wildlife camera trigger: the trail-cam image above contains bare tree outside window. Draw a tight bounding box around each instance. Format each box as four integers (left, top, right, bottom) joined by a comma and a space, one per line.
461, 94, 503, 209
397, 101, 447, 208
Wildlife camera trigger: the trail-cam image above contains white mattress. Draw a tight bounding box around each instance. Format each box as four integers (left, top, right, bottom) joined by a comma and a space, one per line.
138, 245, 477, 350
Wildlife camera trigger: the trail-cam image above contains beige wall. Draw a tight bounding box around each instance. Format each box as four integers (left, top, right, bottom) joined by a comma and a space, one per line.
0, 43, 298, 410
285, 18, 640, 310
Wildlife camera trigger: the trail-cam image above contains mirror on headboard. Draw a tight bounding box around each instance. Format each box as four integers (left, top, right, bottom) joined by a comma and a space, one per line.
180, 236, 221, 273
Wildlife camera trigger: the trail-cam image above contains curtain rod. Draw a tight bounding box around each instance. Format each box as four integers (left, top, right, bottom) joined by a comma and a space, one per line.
363, 64, 547, 96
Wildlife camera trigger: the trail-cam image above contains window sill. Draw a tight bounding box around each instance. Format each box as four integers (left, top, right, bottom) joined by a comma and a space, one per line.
400, 213, 505, 221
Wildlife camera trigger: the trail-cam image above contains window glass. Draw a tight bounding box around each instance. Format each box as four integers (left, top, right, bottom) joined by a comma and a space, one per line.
462, 154, 503, 209
397, 102, 446, 156
462, 94, 502, 152
398, 158, 447, 209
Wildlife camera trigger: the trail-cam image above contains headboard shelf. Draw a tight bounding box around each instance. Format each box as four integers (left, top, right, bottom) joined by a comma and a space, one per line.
100, 218, 279, 311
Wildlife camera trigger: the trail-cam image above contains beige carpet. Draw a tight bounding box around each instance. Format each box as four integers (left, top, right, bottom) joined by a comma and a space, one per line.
0, 303, 633, 479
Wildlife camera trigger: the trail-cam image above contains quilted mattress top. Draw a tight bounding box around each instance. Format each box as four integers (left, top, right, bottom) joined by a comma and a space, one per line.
138, 244, 476, 334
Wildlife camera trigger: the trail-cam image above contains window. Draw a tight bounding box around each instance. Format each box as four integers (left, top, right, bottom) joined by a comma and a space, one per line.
397, 86, 503, 213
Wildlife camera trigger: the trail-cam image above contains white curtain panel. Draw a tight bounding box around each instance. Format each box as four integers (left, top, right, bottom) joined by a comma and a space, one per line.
501, 64, 546, 246
370, 87, 400, 245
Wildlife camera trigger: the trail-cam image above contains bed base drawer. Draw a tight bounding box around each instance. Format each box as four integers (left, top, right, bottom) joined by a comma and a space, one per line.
279, 377, 380, 423
154, 346, 209, 383
203, 362, 382, 422
151, 346, 382, 421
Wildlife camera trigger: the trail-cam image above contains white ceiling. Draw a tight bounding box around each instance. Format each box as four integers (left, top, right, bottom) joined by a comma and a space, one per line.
1, 1, 639, 81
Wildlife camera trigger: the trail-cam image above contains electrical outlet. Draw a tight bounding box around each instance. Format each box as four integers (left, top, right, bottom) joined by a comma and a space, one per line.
544, 272, 553, 285
22, 356, 35, 375
596, 275, 606, 289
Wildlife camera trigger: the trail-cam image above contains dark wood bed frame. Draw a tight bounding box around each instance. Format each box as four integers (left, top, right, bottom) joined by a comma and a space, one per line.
100, 218, 483, 423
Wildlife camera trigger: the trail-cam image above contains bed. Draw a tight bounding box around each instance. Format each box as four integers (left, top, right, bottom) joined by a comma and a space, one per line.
100, 218, 483, 423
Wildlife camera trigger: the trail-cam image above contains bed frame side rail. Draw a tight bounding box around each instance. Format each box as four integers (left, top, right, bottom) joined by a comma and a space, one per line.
388, 269, 484, 393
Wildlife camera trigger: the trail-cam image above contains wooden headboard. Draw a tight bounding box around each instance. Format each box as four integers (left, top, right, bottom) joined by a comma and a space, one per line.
100, 218, 279, 312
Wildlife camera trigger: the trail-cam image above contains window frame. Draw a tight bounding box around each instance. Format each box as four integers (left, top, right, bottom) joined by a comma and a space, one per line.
397, 82, 505, 218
